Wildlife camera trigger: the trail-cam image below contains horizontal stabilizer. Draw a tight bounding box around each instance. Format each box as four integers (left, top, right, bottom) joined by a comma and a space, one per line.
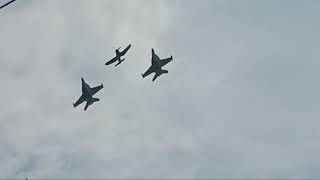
84, 102, 90, 111
93, 98, 100, 103
161, 69, 168, 74
115, 58, 125, 67
152, 74, 159, 82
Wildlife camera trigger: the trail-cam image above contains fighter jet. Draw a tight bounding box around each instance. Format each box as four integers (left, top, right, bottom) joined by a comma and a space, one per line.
142, 48, 173, 82
105, 44, 131, 67
73, 77, 103, 111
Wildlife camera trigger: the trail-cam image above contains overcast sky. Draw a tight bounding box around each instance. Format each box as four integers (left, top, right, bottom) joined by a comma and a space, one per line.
1, 0, 320, 178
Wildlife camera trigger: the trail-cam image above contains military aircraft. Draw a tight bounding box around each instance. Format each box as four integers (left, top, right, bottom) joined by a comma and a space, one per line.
0, 0, 16, 10
73, 77, 103, 111
105, 44, 131, 67
142, 48, 173, 82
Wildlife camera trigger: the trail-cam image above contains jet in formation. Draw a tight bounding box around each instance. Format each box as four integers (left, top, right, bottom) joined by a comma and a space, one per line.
73, 77, 104, 111
105, 44, 131, 67
142, 48, 173, 81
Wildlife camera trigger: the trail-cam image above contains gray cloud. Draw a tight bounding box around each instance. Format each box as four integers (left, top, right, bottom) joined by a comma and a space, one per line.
1, 0, 320, 178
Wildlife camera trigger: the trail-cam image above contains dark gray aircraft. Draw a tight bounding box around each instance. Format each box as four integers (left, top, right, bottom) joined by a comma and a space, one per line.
105, 44, 131, 67
142, 48, 173, 82
73, 77, 103, 111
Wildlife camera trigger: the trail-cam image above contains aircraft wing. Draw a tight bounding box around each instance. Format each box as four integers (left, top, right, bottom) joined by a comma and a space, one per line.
120, 44, 131, 56
0, 0, 16, 10
105, 56, 117, 66
142, 66, 154, 78
160, 56, 173, 67
73, 95, 86, 108
91, 84, 103, 95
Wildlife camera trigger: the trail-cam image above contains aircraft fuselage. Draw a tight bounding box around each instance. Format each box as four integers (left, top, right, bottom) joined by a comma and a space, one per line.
82, 83, 94, 103
115, 49, 121, 59
152, 55, 163, 74
115, 49, 125, 64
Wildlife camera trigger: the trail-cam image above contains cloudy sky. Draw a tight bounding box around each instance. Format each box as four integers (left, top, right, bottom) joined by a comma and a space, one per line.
1, 0, 320, 178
